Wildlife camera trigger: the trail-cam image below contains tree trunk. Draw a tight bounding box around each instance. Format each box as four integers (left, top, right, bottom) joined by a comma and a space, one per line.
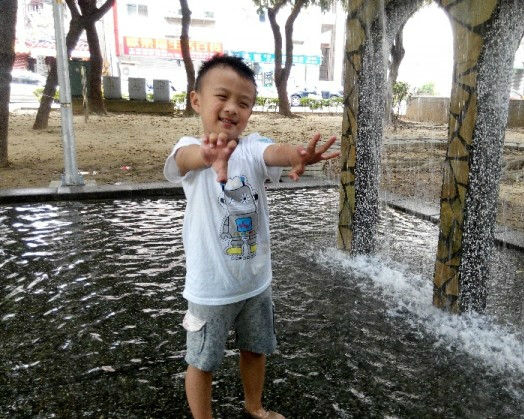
180, 0, 195, 116
84, 21, 106, 114
385, 27, 405, 123
383, 0, 426, 125
268, 0, 306, 117
33, 0, 114, 128
0, 0, 18, 167
78, 0, 114, 115
33, 8, 84, 129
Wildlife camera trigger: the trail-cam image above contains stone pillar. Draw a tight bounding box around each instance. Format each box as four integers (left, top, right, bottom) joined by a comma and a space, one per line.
338, 0, 424, 253
433, 0, 524, 312
338, 0, 387, 254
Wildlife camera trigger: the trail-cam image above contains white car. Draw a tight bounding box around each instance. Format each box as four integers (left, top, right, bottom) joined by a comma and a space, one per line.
9, 69, 46, 103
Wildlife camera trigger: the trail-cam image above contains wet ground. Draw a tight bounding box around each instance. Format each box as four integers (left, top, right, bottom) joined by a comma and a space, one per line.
1, 188, 524, 418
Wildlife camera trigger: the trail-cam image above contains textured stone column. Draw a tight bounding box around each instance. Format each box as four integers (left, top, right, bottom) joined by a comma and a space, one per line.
338, 0, 387, 254
433, 0, 524, 312
338, 0, 424, 254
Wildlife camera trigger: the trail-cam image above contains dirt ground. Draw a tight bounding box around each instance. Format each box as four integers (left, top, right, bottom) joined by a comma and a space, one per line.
2, 110, 524, 232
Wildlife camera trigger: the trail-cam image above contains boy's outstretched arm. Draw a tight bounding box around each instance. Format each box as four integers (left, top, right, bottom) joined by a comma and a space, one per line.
175, 132, 237, 182
263, 132, 340, 181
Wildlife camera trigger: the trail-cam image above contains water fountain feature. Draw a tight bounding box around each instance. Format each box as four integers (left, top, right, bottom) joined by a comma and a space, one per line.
1, 189, 523, 417
338, 0, 425, 254
338, 0, 524, 313
2, 1, 524, 416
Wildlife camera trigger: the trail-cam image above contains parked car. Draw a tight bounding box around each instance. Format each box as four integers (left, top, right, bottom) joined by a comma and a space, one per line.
317, 82, 344, 100
289, 87, 321, 106
9, 69, 46, 103
320, 89, 343, 99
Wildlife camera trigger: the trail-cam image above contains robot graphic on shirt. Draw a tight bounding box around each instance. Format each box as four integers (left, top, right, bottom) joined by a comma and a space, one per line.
219, 176, 258, 259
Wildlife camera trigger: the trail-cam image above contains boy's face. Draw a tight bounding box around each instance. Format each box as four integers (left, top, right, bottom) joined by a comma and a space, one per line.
190, 66, 256, 142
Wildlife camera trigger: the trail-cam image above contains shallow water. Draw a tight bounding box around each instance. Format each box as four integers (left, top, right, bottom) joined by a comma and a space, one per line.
1, 188, 523, 418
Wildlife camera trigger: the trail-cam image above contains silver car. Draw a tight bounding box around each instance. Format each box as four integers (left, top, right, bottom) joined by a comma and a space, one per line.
9, 69, 46, 103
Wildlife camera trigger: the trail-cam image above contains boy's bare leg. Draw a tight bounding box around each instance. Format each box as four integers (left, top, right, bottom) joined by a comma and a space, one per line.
186, 365, 213, 419
240, 350, 266, 414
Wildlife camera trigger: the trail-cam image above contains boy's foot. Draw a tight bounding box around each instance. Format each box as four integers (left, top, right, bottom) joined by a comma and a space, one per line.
243, 406, 286, 419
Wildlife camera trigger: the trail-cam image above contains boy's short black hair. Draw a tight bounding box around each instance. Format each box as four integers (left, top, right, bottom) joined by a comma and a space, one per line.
194, 53, 257, 96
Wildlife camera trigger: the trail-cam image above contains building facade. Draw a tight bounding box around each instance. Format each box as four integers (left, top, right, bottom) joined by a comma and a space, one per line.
14, 0, 346, 95
107, 0, 345, 93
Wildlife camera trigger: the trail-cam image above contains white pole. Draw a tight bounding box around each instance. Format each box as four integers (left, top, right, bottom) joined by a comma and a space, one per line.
52, 0, 84, 186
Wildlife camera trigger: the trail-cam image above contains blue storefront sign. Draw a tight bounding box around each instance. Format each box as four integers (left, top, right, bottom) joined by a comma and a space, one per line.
231, 50, 321, 65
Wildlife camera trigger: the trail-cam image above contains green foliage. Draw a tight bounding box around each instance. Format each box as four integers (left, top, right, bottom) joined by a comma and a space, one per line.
300, 97, 320, 110
253, 0, 334, 11
392, 81, 412, 117
34, 87, 59, 102
254, 95, 343, 113
171, 92, 186, 105
393, 81, 410, 104
329, 96, 343, 109
416, 82, 436, 96
296, 96, 343, 112
256, 96, 279, 112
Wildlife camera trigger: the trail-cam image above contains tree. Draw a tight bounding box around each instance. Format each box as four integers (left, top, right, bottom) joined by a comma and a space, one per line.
416, 81, 435, 95
33, 0, 115, 129
266, 0, 303, 117
392, 80, 411, 123
74, 0, 115, 115
337, 0, 425, 254
254, 0, 332, 117
179, 0, 196, 116
0, 0, 18, 167
385, 28, 406, 123
384, 0, 430, 123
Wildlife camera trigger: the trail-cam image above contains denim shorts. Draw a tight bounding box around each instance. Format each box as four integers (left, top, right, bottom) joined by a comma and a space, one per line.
183, 285, 277, 372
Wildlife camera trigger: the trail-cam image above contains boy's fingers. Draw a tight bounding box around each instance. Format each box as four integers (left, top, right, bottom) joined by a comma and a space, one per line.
307, 132, 321, 150
321, 151, 341, 160
316, 135, 338, 153
207, 133, 218, 148
306, 133, 338, 155
297, 146, 307, 156
217, 132, 228, 147
288, 170, 299, 181
214, 163, 228, 183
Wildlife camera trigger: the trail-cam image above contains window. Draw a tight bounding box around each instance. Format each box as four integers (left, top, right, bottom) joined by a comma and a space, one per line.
127, 3, 148, 17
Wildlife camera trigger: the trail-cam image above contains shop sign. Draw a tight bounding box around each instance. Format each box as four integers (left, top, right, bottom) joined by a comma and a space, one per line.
231, 51, 321, 65
123, 37, 223, 59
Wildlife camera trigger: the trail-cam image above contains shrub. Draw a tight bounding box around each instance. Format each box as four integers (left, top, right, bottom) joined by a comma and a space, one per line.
34, 87, 59, 102
256, 96, 279, 112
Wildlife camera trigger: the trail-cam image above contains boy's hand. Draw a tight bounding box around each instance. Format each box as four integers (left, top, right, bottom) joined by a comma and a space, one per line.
288, 132, 340, 181
201, 132, 237, 183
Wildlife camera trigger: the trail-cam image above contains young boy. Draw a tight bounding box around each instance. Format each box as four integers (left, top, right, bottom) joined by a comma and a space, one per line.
164, 54, 339, 419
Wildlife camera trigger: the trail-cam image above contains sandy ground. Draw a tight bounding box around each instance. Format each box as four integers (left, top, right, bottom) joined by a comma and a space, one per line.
2, 110, 524, 231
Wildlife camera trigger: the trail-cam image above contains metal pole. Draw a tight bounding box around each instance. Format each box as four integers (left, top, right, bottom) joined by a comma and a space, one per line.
52, 0, 84, 186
